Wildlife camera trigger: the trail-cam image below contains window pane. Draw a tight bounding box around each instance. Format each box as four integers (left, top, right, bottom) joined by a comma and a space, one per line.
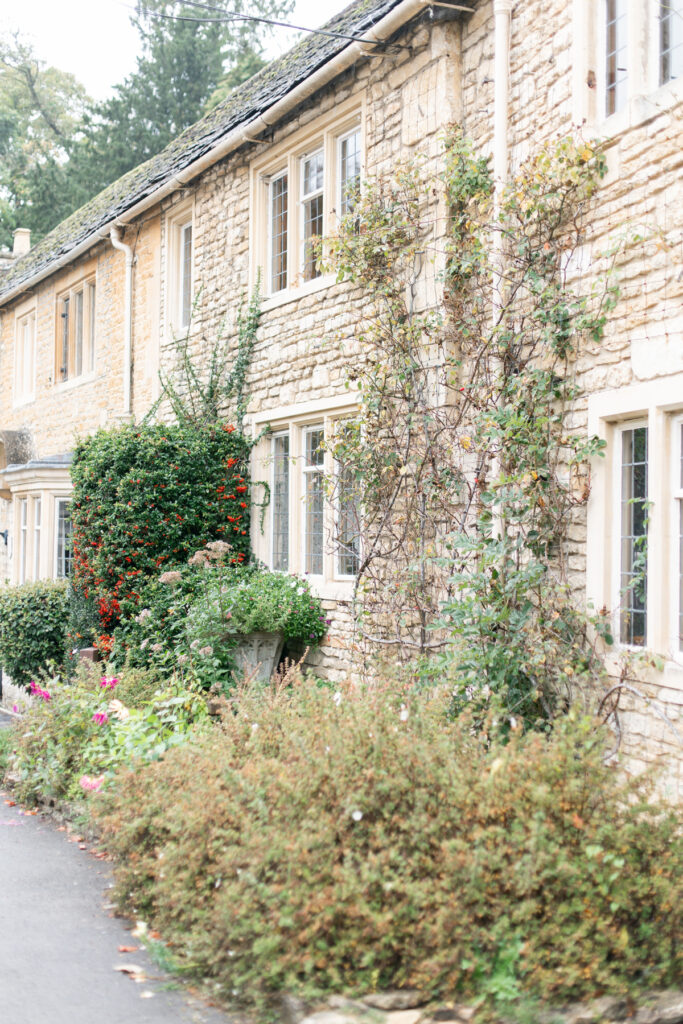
661, 0, 683, 83
60, 296, 70, 381
606, 0, 628, 116
75, 288, 84, 377
272, 434, 290, 571
620, 426, 648, 646
304, 428, 324, 575
305, 471, 324, 575
340, 129, 361, 217
337, 448, 360, 576
33, 497, 41, 580
87, 282, 96, 372
306, 428, 324, 467
56, 500, 73, 579
19, 498, 27, 584
302, 152, 324, 282
303, 151, 324, 195
303, 194, 323, 281
181, 224, 193, 328
270, 174, 288, 293
20, 314, 34, 399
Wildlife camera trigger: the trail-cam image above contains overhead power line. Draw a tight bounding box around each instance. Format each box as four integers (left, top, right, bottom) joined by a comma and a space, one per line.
120, 0, 396, 48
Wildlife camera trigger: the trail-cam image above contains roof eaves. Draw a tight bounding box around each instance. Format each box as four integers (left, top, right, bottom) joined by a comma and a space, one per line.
0, 0, 475, 306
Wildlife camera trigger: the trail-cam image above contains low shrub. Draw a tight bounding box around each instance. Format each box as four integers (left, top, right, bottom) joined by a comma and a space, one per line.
92, 683, 682, 1017
5, 665, 209, 805
0, 580, 68, 687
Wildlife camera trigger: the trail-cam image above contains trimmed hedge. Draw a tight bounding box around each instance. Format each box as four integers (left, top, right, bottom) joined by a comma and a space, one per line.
0, 580, 68, 687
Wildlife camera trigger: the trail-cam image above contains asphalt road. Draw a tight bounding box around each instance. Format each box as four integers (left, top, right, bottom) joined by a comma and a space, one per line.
0, 739, 236, 1024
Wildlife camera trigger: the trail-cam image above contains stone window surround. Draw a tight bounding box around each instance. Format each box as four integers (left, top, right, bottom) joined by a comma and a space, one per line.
249, 394, 358, 600
572, 0, 683, 138
249, 95, 365, 312
164, 197, 195, 340
2, 465, 72, 585
587, 372, 683, 673
13, 297, 36, 409
53, 260, 98, 391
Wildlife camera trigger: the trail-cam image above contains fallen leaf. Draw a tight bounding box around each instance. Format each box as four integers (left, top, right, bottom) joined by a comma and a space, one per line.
140, 991, 155, 999
118, 945, 139, 953
4, 800, 16, 807
57, 826, 67, 832
114, 964, 145, 976
23, 809, 37, 816
149, 930, 161, 940
79, 844, 88, 850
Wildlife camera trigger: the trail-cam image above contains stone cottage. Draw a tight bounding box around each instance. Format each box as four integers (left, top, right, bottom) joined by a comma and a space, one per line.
0, 0, 681, 791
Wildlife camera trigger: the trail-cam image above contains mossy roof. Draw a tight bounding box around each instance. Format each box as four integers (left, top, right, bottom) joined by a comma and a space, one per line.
0, 0, 420, 304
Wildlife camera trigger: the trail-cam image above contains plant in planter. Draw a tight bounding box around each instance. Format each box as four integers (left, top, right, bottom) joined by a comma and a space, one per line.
185, 569, 328, 684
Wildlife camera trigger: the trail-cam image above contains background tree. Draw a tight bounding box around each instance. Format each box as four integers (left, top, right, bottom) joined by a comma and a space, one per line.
0, 35, 90, 249
1, 0, 294, 247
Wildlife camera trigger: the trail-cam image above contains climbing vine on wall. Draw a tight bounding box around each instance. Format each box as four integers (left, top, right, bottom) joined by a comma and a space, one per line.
325, 130, 619, 726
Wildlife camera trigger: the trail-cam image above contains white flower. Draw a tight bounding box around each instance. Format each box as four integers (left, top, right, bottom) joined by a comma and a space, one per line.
108, 699, 130, 721
399, 704, 409, 722
251, 723, 259, 732
333, 691, 342, 706
482, 684, 491, 699
509, 715, 518, 730
296, 586, 305, 595
351, 810, 363, 822
465, 685, 475, 701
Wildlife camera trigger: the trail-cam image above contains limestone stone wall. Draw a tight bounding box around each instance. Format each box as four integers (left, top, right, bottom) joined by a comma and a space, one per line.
460, 0, 683, 796
154, 16, 464, 682
0, 214, 161, 582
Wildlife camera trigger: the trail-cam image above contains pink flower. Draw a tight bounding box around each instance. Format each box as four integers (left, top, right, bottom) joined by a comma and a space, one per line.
29, 680, 51, 701
92, 712, 109, 725
79, 774, 105, 793
100, 676, 119, 690
12, 704, 18, 713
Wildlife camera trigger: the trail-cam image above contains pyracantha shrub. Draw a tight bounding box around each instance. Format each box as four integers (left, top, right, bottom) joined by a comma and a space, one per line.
70, 422, 252, 631
0, 580, 69, 687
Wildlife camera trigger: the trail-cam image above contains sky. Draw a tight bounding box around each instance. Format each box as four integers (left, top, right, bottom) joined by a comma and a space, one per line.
0, 0, 351, 100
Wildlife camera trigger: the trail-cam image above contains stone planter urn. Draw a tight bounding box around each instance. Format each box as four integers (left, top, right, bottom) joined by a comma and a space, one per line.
77, 646, 100, 664
232, 631, 284, 684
